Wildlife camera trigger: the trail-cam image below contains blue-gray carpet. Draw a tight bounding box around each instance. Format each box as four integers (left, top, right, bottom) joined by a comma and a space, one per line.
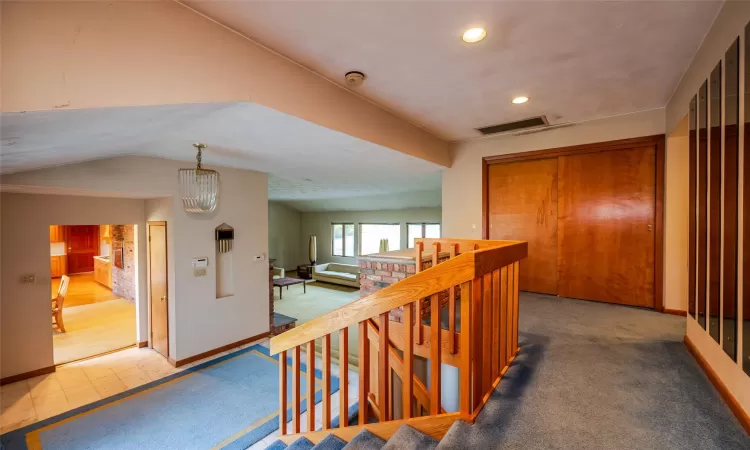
437, 293, 750, 449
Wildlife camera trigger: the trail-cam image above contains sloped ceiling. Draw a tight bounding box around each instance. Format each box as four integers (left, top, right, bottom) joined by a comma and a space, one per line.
186, 0, 722, 141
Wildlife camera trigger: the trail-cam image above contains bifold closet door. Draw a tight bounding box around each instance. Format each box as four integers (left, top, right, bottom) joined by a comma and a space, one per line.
557, 147, 656, 308
487, 158, 558, 295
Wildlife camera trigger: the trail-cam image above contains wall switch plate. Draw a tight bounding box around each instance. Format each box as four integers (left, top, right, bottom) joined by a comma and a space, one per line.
194, 268, 207, 277
20, 275, 35, 284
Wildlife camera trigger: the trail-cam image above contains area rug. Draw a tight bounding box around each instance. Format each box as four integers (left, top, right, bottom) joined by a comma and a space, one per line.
1, 345, 338, 450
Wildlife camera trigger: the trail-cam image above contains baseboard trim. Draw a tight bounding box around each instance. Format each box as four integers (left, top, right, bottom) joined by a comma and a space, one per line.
664, 308, 687, 316
170, 331, 271, 368
1, 365, 56, 386
684, 335, 750, 435
138, 341, 148, 348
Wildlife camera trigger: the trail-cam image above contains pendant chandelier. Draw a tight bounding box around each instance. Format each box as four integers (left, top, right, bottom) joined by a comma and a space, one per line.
178, 143, 219, 213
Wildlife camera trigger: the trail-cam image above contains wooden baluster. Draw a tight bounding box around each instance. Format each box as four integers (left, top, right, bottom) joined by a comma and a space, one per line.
432, 242, 440, 267
415, 242, 424, 345
449, 244, 458, 354
322, 335, 331, 429
378, 312, 390, 421
279, 349, 288, 435
506, 264, 514, 364
513, 261, 520, 352
292, 346, 301, 433
403, 302, 414, 419
339, 328, 349, 428
482, 272, 492, 392
499, 266, 508, 369
358, 321, 369, 425
430, 293, 442, 415
491, 269, 501, 381
306, 340, 316, 432
459, 281, 473, 415
471, 276, 483, 409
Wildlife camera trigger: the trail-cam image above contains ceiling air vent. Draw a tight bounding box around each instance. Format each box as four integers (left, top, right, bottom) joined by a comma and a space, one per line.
476, 116, 549, 135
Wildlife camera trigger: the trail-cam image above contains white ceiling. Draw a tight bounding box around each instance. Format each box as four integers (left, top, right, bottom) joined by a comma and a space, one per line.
0, 103, 443, 204
186, 0, 722, 141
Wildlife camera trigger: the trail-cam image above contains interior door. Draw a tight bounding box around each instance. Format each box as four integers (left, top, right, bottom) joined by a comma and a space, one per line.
488, 158, 558, 295
557, 146, 656, 307
148, 222, 169, 358
66, 225, 99, 274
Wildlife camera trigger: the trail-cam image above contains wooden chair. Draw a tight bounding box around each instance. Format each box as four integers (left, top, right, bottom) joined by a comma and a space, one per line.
52, 275, 70, 333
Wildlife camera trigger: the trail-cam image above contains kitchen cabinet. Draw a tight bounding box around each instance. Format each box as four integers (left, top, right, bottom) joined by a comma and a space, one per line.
49, 225, 65, 243
50, 256, 67, 278
100, 225, 111, 243
94, 257, 112, 288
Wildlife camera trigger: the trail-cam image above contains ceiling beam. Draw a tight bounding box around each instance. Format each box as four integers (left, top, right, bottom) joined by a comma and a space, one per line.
0, 1, 450, 167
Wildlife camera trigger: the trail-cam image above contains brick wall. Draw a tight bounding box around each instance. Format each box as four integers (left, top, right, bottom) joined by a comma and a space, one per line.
111, 225, 136, 302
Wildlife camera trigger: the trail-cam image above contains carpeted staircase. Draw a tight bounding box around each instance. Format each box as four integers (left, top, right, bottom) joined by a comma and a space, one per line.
265, 424, 444, 450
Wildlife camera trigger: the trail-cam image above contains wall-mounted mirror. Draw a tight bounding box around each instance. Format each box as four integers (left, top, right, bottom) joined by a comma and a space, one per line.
689, 95, 697, 320
724, 38, 739, 360
698, 80, 708, 330
708, 62, 722, 344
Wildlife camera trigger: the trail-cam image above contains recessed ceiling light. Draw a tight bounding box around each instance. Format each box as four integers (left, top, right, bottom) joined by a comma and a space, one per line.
462, 27, 487, 43
512, 96, 529, 104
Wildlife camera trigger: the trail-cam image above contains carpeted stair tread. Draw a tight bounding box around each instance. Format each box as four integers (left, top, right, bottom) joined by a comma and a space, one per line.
312, 434, 348, 450
381, 425, 438, 450
265, 440, 289, 450
342, 429, 387, 450
286, 437, 315, 450
434, 420, 472, 450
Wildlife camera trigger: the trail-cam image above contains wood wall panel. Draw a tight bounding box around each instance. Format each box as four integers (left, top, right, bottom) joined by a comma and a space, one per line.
557, 147, 656, 307
487, 158, 558, 295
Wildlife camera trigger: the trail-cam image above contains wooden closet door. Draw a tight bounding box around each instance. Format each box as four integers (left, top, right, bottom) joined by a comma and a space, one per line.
557, 147, 656, 307
488, 158, 558, 295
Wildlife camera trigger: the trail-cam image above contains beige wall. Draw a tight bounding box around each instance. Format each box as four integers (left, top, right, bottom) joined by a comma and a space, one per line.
268, 202, 304, 270
664, 116, 690, 312
0, 156, 269, 375
442, 109, 666, 238
664, 1, 750, 419
301, 208, 442, 265
0, 193, 148, 378
0, 1, 449, 167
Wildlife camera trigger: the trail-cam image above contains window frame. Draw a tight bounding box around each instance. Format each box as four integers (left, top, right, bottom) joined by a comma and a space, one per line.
358, 223, 401, 256
407, 223, 442, 248
331, 223, 355, 257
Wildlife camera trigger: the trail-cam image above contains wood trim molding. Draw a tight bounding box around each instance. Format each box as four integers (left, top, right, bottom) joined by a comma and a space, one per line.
1, 365, 55, 386
169, 331, 270, 368
664, 309, 688, 317
138, 341, 148, 348
481, 134, 667, 311
684, 335, 750, 435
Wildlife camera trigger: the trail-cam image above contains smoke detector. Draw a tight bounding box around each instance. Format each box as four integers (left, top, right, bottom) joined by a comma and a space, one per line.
345, 71, 366, 87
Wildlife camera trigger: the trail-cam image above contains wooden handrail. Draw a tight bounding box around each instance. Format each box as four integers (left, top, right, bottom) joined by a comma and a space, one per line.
270, 241, 527, 355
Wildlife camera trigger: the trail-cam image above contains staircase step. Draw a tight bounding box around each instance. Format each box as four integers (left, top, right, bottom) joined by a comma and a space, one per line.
312, 434, 348, 450
342, 429, 387, 450
286, 437, 315, 450
434, 420, 472, 450
265, 440, 289, 450
381, 425, 438, 450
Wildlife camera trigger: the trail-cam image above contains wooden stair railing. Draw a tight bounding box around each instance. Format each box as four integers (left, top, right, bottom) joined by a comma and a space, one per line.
270, 238, 527, 444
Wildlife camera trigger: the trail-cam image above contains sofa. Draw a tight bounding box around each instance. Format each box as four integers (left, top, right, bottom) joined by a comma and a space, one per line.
312, 263, 360, 288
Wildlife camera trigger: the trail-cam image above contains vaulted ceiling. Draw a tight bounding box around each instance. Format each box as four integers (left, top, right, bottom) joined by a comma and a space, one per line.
186, 0, 722, 141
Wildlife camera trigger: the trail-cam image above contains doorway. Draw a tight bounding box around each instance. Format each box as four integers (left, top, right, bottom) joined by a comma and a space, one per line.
483, 135, 665, 310
50, 225, 138, 364
148, 221, 169, 359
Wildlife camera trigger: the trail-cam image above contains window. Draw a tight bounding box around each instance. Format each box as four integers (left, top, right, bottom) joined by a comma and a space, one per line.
331, 223, 354, 257
407, 223, 441, 248
359, 224, 401, 255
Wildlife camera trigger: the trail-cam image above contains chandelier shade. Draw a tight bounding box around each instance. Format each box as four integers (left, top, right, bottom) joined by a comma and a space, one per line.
179, 143, 219, 213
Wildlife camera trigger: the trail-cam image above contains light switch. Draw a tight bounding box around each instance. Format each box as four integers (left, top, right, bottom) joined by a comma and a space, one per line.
194, 268, 207, 277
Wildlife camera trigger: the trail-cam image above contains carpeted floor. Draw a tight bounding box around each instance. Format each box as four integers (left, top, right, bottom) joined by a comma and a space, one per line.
438, 292, 750, 449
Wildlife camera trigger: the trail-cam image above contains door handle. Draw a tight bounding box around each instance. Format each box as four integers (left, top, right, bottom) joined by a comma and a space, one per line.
160, 296, 166, 302
648, 224, 653, 232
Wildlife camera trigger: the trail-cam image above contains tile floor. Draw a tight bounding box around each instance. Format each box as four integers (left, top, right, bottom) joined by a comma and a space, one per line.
1, 337, 361, 450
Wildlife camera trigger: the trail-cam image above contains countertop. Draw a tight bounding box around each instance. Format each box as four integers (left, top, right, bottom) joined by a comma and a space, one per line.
93, 256, 111, 263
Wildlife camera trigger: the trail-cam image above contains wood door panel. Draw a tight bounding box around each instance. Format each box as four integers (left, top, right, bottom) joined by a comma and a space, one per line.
557, 147, 655, 307
66, 225, 99, 273
488, 158, 558, 295
149, 223, 169, 358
